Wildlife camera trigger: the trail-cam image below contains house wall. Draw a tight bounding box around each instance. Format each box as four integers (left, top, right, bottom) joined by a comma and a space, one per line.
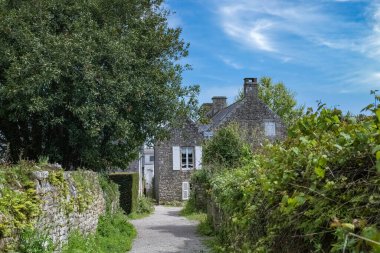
217, 97, 286, 146
154, 122, 203, 204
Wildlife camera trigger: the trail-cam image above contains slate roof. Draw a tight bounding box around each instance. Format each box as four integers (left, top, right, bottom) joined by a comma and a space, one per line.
198, 99, 244, 132
210, 100, 242, 127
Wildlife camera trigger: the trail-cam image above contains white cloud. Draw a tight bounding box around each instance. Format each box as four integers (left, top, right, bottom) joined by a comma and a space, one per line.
219, 56, 243, 69
214, 0, 380, 94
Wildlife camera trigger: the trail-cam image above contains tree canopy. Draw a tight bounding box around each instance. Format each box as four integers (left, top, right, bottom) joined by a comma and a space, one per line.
0, 0, 198, 169
235, 77, 304, 126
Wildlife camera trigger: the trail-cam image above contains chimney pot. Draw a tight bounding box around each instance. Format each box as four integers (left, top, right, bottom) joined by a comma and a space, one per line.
244, 77, 258, 97
212, 96, 227, 115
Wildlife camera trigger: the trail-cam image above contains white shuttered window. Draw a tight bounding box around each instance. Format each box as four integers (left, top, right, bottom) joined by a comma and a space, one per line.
195, 146, 202, 170
172, 146, 180, 170
182, 182, 189, 200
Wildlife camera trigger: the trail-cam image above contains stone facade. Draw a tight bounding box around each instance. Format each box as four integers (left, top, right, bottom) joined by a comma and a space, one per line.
154, 77, 287, 204
154, 120, 203, 204
203, 77, 286, 145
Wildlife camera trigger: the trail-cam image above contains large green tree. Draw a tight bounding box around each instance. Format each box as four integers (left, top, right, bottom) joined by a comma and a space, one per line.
236, 77, 304, 126
0, 0, 198, 169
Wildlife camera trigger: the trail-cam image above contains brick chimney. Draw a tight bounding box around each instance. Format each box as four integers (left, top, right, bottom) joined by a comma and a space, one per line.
212, 96, 227, 115
244, 78, 258, 98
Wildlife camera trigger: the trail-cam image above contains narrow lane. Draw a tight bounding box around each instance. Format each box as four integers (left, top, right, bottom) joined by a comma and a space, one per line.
130, 206, 207, 253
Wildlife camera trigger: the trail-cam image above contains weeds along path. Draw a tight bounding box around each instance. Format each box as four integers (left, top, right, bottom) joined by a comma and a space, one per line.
129, 205, 207, 253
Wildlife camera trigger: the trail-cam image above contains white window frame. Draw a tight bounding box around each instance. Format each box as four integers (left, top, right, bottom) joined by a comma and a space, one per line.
182, 181, 190, 200
181, 147, 194, 170
264, 122, 276, 137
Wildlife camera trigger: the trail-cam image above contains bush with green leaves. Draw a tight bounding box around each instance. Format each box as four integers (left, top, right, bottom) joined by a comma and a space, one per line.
204, 105, 380, 252
203, 124, 252, 169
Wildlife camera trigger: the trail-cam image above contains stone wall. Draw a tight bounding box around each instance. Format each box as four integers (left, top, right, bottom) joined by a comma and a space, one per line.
32, 170, 107, 251
155, 120, 203, 203
0, 170, 118, 252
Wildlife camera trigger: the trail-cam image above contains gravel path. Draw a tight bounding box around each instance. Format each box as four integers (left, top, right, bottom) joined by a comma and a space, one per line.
129, 206, 208, 253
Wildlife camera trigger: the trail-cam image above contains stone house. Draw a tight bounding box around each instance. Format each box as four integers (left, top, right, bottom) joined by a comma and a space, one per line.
154, 77, 286, 204
154, 119, 203, 203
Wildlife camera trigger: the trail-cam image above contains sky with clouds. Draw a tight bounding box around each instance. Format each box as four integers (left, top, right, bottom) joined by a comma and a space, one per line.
166, 0, 380, 114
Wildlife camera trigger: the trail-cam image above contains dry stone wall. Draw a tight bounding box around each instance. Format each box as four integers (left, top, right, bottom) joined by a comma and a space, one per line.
0, 168, 120, 252
31, 170, 107, 251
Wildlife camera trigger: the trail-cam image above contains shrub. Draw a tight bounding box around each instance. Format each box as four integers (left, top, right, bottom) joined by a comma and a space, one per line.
203, 123, 252, 169
109, 173, 139, 214
204, 106, 380, 252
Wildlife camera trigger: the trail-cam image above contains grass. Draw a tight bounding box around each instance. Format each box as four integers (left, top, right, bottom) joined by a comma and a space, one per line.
61, 211, 136, 253
128, 212, 151, 220
163, 200, 184, 207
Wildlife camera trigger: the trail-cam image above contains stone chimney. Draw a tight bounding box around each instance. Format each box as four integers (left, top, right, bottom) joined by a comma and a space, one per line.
244, 78, 258, 98
212, 96, 227, 115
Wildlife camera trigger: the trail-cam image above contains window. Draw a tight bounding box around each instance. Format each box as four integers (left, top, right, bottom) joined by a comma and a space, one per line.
182, 182, 190, 200
203, 131, 214, 139
181, 147, 194, 170
149, 155, 154, 162
264, 122, 276, 137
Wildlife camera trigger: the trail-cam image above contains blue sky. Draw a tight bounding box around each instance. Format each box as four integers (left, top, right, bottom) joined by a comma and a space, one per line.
166, 0, 380, 114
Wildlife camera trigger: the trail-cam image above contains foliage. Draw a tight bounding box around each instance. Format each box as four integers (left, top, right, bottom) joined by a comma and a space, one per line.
201, 105, 380, 252
0, 162, 42, 251
0, 162, 103, 251
136, 196, 154, 214
62, 211, 136, 253
0, 0, 198, 170
17, 228, 54, 253
99, 174, 120, 214
235, 76, 304, 127
163, 200, 184, 207
202, 124, 252, 169
182, 169, 211, 214
109, 172, 139, 214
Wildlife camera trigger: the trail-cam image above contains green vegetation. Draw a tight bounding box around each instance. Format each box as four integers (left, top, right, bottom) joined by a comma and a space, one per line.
128, 196, 155, 219
99, 174, 120, 214
0, 162, 116, 252
192, 105, 380, 252
0, 162, 42, 251
109, 172, 139, 214
235, 76, 304, 127
0, 0, 198, 170
62, 212, 136, 253
203, 123, 252, 169
17, 228, 54, 253
136, 196, 154, 214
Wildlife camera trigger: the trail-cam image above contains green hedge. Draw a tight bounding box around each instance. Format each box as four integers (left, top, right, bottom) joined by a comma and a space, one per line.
202, 106, 380, 252
109, 173, 138, 214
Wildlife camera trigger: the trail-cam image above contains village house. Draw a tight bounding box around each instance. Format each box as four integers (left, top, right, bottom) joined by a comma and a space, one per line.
153, 77, 287, 204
